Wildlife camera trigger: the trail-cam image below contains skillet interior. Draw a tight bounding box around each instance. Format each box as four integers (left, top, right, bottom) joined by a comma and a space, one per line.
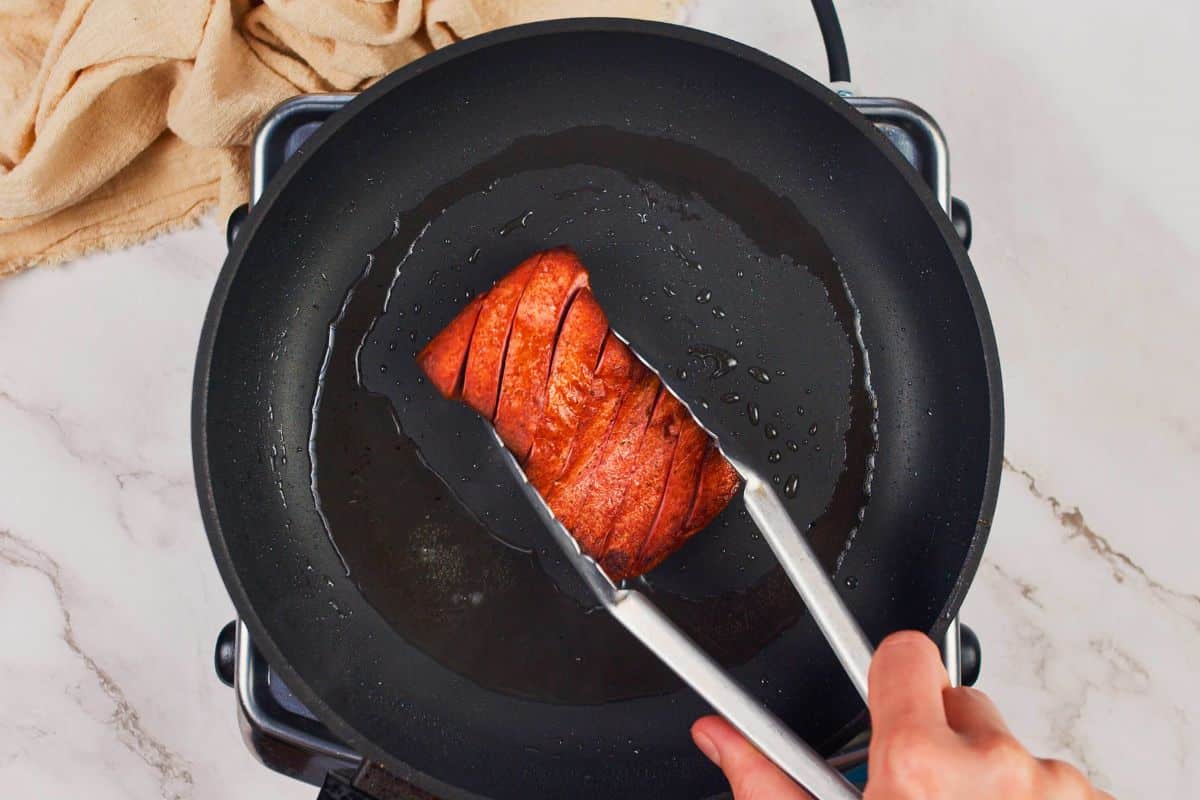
196, 20, 1001, 800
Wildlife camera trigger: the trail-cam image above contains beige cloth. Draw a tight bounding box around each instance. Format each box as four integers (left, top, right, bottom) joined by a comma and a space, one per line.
0, 0, 683, 276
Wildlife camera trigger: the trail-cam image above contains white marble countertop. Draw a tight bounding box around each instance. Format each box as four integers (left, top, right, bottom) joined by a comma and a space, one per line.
2, 2, 1196, 798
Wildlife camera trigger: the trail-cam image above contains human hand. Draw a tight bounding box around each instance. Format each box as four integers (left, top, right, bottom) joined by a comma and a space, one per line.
691, 631, 1113, 799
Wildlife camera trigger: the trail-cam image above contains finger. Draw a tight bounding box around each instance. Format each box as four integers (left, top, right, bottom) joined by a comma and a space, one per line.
691, 716, 814, 800
868, 631, 950, 735
1037, 758, 1107, 799
942, 686, 1011, 741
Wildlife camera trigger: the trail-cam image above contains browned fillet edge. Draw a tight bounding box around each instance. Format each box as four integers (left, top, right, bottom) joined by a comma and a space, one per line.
683, 445, 720, 536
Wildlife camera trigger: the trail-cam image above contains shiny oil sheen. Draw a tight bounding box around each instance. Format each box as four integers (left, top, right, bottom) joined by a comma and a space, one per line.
309, 127, 878, 704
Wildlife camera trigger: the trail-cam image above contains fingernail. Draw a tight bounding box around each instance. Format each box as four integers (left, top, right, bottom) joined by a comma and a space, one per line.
693, 730, 721, 766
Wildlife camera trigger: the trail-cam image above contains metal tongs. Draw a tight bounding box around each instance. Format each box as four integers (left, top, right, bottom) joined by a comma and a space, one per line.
496, 333, 874, 800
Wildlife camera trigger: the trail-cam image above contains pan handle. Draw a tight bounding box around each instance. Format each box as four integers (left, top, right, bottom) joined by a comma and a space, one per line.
951, 197, 972, 249
226, 203, 249, 248
317, 772, 372, 799
318, 763, 440, 800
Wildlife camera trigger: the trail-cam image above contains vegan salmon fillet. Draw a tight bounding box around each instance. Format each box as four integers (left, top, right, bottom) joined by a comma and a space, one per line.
416, 249, 742, 581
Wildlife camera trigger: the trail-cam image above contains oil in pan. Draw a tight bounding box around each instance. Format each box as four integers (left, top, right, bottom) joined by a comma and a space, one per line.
309, 127, 878, 705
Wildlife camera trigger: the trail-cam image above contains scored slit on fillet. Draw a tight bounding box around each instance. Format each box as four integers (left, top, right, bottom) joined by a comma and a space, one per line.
487, 261, 538, 422
569, 375, 662, 558
495, 249, 590, 461
544, 335, 641, 536
450, 297, 484, 398
540, 278, 590, 397
632, 422, 708, 576
524, 291, 609, 488
462, 253, 543, 420
544, 286, 584, 386
591, 308, 609, 372
415, 291, 487, 399
682, 444, 742, 538
597, 387, 680, 579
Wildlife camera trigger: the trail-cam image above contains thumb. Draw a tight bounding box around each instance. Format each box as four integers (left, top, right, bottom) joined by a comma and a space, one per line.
692, 716, 815, 800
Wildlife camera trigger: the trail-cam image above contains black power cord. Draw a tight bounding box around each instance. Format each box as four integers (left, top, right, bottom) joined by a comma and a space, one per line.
810, 0, 851, 83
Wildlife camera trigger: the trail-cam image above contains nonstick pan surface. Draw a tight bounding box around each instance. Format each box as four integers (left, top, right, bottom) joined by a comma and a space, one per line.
194, 19, 1002, 800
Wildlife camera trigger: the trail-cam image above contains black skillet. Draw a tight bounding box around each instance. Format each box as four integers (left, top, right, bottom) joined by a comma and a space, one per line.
194, 17, 1002, 800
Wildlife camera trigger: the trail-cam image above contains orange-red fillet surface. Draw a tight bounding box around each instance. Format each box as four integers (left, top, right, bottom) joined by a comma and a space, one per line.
417, 249, 743, 580
416, 292, 486, 399
545, 333, 642, 535
461, 254, 540, 419
494, 249, 589, 461
683, 444, 743, 537
524, 289, 608, 491
633, 422, 708, 576
599, 391, 686, 580
569, 375, 661, 558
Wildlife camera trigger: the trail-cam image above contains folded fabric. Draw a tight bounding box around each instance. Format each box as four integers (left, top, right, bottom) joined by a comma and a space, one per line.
0, 0, 683, 276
